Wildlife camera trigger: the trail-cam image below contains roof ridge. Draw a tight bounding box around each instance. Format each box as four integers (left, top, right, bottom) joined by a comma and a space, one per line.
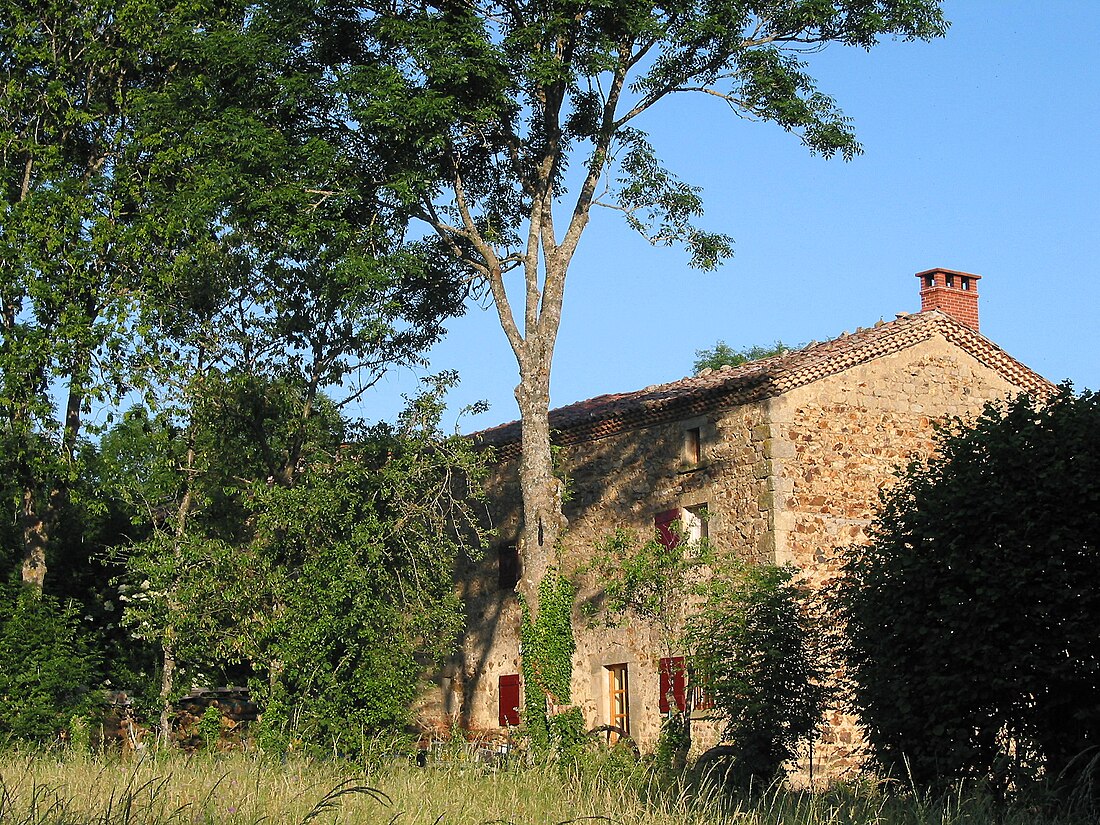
472, 310, 1053, 456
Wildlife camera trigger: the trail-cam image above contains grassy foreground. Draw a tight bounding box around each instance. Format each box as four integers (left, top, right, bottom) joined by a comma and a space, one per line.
0, 750, 1089, 825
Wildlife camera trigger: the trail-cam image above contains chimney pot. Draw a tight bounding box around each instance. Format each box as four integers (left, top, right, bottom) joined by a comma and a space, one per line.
916, 267, 981, 331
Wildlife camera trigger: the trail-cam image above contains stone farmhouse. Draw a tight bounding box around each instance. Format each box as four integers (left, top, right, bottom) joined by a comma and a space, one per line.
424, 268, 1052, 776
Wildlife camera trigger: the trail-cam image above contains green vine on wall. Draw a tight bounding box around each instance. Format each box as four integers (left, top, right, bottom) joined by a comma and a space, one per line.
519, 568, 577, 759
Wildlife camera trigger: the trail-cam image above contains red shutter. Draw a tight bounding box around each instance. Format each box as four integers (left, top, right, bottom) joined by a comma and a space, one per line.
655, 509, 681, 550
499, 674, 521, 726
658, 656, 687, 713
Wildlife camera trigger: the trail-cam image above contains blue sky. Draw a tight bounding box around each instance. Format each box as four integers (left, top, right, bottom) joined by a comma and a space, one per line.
357, 0, 1100, 432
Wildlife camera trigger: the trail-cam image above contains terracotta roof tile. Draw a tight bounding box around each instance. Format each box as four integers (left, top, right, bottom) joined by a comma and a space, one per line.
473, 311, 1054, 458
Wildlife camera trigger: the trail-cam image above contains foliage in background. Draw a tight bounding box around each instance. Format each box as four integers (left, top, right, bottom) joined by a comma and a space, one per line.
0, 581, 101, 744
520, 569, 579, 760
836, 387, 1100, 799
693, 341, 794, 374
0, 0, 183, 591
687, 562, 826, 793
115, 377, 488, 753
244, 381, 489, 754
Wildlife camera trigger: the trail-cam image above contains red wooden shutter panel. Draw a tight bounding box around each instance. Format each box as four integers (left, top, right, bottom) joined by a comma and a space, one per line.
655, 509, 681, 550
658, 656, 687, 713
499, 674, 521, 726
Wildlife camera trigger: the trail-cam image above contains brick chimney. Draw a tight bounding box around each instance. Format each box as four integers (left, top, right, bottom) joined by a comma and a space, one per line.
915, 267, 981, 331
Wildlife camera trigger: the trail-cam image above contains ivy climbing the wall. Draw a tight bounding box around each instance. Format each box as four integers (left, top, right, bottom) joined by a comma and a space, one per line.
519, 569, 580, 760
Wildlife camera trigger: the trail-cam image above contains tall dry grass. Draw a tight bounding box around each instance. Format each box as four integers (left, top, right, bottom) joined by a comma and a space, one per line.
0, 749, 1091, 825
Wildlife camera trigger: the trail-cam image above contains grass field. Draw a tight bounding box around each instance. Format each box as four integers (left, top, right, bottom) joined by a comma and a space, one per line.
0, 749, 1091, 825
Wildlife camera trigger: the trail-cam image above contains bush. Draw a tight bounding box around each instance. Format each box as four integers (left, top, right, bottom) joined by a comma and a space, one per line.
0, 582, 101, 743
687, 563, 825, 792
836, 388, 1100, 796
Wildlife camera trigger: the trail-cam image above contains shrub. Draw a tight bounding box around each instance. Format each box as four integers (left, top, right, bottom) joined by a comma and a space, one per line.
0, 581, 101, 743
687, 563, 825, 792
836, 388, 1100, 796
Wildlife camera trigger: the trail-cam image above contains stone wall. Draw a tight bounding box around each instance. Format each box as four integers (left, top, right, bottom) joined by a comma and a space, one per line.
424, 332, 1032, 776
428, 400, 771, 746
766, 338, 1022, 778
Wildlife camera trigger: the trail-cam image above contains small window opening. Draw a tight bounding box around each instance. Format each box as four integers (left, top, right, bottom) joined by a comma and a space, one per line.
925, 274, 935, 288
656, 505, 708, 549
684, 427, 701, 465
961, 276, 971, 291
945, 274, 955, 288
688, 670, 715, 712
498, 545, 521, 590
606, 663, 630, 740
683, 504, 708, 543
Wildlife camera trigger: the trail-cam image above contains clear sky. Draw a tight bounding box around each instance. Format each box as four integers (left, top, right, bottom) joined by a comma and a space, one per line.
355, 0, 1100, 432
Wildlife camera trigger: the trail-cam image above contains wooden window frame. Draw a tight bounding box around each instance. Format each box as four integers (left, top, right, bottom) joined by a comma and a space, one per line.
606, 663, 630, 738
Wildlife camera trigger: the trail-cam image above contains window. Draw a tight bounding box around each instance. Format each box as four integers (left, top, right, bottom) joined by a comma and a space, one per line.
659, 656, 687, 713
498, 545, 521, 590
659, 656, 713, 714
961, 276, 971, 291
689, 679, 715, 712
946, 274, 955, 288
606, 664, 630, 737
925, 274, 935, 288
684, 426, 701, 465
499, 674, 521, 726
655, 506, 708, 549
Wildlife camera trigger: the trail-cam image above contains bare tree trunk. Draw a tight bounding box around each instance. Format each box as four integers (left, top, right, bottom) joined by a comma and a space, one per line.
158, 633, 177, 746
17, 336, 90, 592
158, 477, 193, 747
514, 370, 567, 616
159, 351, 202, 746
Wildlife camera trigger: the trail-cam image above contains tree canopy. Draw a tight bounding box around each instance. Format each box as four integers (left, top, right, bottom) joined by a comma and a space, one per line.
836, 388, 1100, 795
355, 0, 949, 651
0, 0, 482, 748
693, 341, 793, 374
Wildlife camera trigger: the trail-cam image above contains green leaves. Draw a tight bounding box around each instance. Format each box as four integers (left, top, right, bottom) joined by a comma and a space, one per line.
520, 569, 577, 759
693, 339, 793, 373
613, 132, 735, 269
585, 523, 713, 651
0, 582, 102, 743
836, 387, 1100, 795
113, 376, 489, 751
686, 561, 826, 791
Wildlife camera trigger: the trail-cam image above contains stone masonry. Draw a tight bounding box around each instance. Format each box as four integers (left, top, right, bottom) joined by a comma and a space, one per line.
421, 270, 1053, 780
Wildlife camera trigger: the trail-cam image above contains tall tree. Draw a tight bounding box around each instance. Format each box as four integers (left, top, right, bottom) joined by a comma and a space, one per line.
356, 2, 948, 628
0, 0, 168, 590
94, 0, 469, 736
0, 0, 465, 594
